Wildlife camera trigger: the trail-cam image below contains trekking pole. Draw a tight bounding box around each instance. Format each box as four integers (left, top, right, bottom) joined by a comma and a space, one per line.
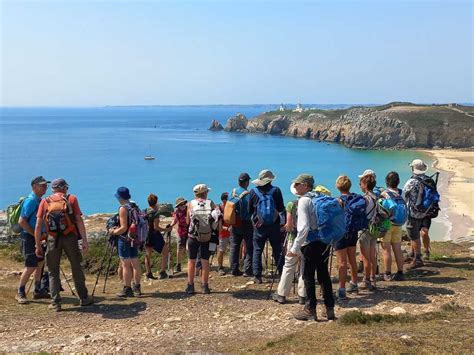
92, 237, 112, 296
267, 233, 288, 300
102, 242, 115, 293
60, 267, 76, 296
27, 261, 45, 296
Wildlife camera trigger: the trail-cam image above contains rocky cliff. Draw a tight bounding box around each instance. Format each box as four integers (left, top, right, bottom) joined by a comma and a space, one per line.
219, 103, 474, 149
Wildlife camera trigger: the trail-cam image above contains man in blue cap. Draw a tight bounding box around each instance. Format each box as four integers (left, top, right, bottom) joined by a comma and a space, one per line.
15, 176, 50, 304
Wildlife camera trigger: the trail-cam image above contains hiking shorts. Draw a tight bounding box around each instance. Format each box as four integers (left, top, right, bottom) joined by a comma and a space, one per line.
117, 238, 139, 259
21, 233, 43, 267
358, 230, 377, 248
177, 234, 188, 248
406, 217, 431, 241
334, 231, 358, 251
218, 236, 230, 252
383, 225, 402, 243
187, 237, 210, 260
145, 231, 165, 254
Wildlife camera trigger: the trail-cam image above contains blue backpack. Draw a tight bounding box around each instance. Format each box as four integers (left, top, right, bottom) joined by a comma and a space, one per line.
341, 193, 368, 232
381, 189, 408, 226
307, 194, 346, 246
253, 187, 278, 226
233, 188, 251, 221
413, 174, 441, 218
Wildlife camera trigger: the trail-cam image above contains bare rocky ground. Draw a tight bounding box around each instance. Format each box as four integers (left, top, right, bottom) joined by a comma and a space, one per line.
0, 214, 473, 353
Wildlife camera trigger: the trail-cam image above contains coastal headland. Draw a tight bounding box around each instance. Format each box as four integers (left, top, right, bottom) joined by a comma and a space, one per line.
212, 102, 473, 149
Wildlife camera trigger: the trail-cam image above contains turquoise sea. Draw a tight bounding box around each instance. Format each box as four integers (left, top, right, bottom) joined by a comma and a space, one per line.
0, 105, 445, 238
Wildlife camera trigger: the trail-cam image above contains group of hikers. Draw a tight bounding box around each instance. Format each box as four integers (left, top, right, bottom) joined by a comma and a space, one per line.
11, 158, 440, 320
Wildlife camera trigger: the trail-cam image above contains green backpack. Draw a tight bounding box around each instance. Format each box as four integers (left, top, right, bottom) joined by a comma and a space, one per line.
6, 197, 26, 236
368, 199, 391, 239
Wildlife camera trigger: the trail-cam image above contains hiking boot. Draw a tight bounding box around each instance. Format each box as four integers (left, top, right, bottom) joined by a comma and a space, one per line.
424, 250, 430, 260
404, 251, 415, 263
409, 257, 424, 269
175, 264, 182, 273
132, 284, 143, 297
322, 307, 336, 321
298, 296, 306, 305
347, 281, 359, 294
80, 295, 94, 306
231, 270, 243, 277
368, 279, 377, 291
253, 276, 263, 284
48, 303, 61, 312
271, 293, 286, 304
33, 290, 50, 300
185, 283, 195, 294
159, 271, 169, 280
294, 306, 317, 321
243, 270, 253, 277
383, 273, 393, 282
335, 288, 347, 300
392, 272, 405, 281
15, 292, 29, 305
358, 279, 370, 290
201, 283, 211, 294
218, 267, 226, 276
146, 272, 158, 280
116, 286, 134, 298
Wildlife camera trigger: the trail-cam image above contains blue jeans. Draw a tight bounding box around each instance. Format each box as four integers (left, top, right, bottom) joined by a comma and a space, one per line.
229, 221, 254, 275
118, 238, 139, 259
252, 223, 283, 278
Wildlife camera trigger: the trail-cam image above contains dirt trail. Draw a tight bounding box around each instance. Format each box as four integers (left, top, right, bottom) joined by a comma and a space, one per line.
0, 241, 472, 353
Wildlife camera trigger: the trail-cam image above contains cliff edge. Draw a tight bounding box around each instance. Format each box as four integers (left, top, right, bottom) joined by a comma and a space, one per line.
220, 103, 474, 149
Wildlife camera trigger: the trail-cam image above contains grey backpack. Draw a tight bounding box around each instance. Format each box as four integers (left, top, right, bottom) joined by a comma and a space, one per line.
190, 199, 214, 242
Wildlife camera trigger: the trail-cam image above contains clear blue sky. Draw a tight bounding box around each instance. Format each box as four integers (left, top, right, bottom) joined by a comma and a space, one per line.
1, 0, 472, 106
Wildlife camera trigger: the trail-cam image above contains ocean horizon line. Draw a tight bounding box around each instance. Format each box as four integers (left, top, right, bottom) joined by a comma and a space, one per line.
1, 102, 473, 109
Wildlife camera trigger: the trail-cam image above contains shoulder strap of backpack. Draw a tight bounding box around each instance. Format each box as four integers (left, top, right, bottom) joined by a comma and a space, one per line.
238, 190, 250, 199
253, 187, 264, 200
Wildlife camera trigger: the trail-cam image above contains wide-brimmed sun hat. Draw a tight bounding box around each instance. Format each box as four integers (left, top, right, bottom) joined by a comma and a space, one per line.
409, 159, 428, 175
175, 197, 187, 208
193, 184, 211, 194
358, 169, 376, 179
252, 169, 276, 186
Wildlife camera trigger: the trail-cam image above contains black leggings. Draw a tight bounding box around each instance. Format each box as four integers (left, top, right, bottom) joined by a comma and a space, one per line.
301, 240, 335, 309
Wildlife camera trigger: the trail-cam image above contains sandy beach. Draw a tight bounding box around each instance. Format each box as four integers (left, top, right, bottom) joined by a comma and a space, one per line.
423, 150, 474, 242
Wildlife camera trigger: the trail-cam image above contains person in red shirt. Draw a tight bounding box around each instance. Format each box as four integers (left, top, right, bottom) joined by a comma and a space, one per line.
217, 192, 231, 276
35, 178, 93, 312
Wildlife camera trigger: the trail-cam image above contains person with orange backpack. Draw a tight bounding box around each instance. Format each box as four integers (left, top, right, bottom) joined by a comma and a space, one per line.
34, 178, 93, 312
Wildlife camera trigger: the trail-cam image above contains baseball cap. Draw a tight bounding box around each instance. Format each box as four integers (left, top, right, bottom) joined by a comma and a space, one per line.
51, 178, 69, 189
292, 174, 315, 186
238, 172, 251, 181
31, 176, 50, 186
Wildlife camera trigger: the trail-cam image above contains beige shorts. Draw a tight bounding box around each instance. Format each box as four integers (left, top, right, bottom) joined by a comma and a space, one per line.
383, 225, 402, 243
359, 230, 377, 248
218, 237, 230, 252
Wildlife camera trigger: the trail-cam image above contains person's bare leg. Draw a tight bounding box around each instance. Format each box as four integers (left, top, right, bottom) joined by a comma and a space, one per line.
201, 260, 210, 284
187, 259, 196, 284
360, 243, 370, 281
144, 247, 152, 275
336, 249, 348, 289
369, 243, 377, 279
383, 242, 392, 274
392, 242, 404, 272
161, 244, 169, 272
19, 266, 36, 289
131, 258, 142, 285
421, 227, 430, 254
347, 246, 358, 284
122, 259, 132, 287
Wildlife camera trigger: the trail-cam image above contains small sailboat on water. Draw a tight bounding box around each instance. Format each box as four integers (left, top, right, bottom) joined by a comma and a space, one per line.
144, 145, 155, 160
